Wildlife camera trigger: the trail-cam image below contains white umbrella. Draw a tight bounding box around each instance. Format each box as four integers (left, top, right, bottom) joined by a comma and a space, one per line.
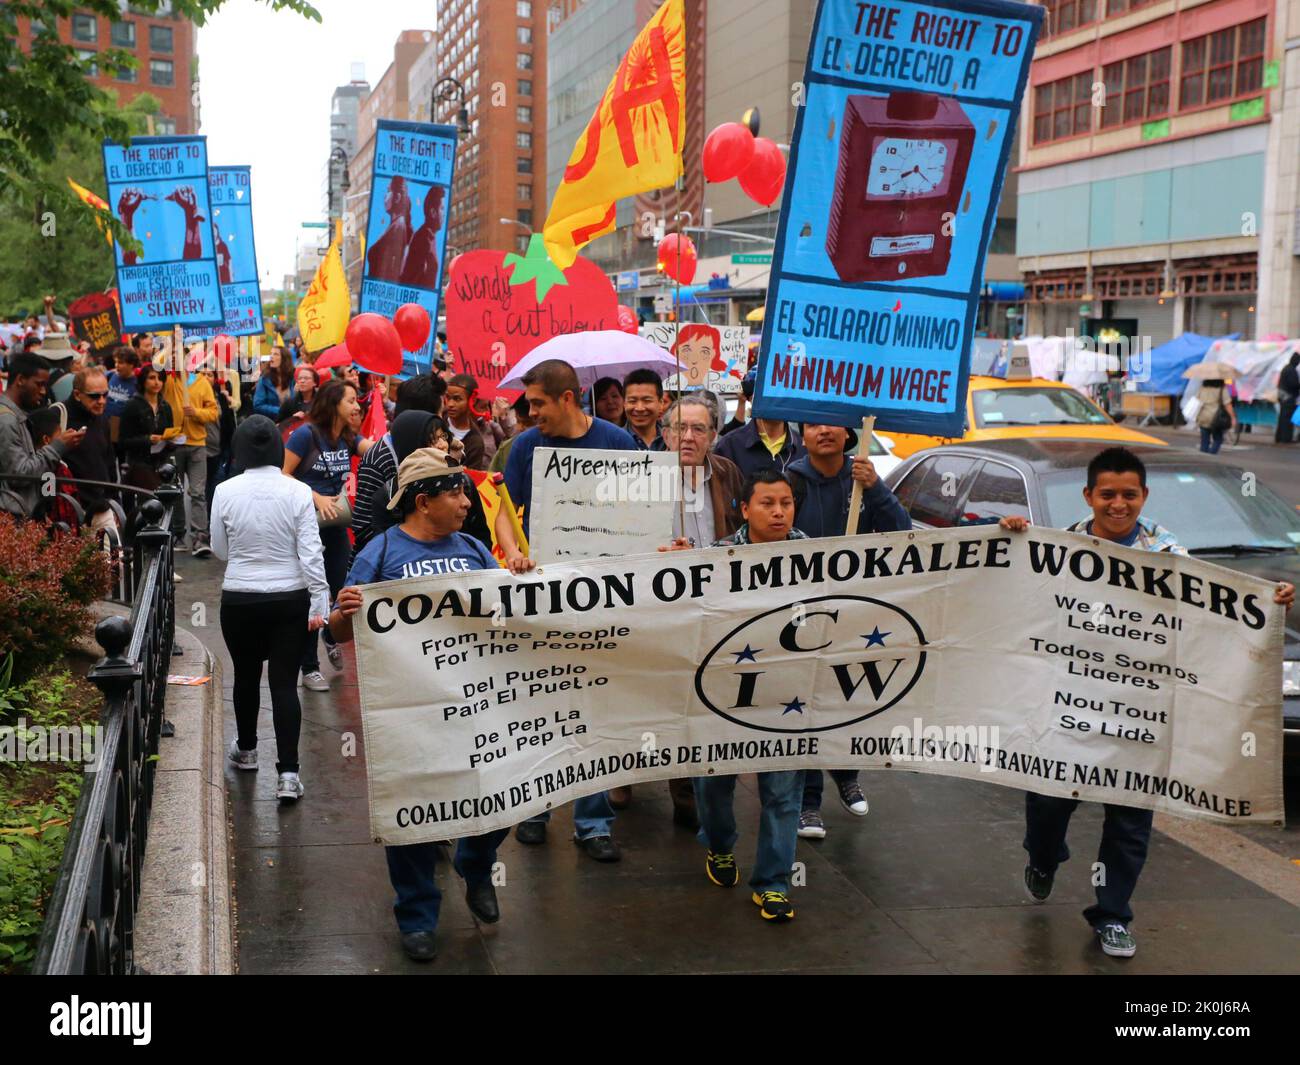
1182, 360, 1235, 380
499, 330, 680, 391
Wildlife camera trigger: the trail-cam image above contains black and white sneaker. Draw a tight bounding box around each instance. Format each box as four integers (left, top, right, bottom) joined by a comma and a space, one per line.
836, 779, 869, 815
191, 536, 212, 558
797, 809, 827, 839
1023, 864, 1054, 902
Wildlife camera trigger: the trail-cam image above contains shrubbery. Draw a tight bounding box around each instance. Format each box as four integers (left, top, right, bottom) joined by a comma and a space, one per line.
0, 513, 110, 682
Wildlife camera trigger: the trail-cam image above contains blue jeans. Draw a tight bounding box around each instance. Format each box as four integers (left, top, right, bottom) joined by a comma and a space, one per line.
1199, 427, 1224, 454
525, 791, 615, 839
801, 769, 860, 812
384, 829, 510, 934
1022, 791, 1153, 928
694, 771, 802, 893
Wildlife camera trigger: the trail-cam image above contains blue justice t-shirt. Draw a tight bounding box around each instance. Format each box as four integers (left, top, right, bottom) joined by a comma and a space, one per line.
345, 527, 497, 585
286, 424, 359, 495
106, 371, 136, 418
503, 418, 638, 537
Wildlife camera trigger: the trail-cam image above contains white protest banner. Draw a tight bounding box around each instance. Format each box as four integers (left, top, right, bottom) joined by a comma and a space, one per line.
526, 447, 680, 563
355, 526, 1284, 844
640, 321, 748, 393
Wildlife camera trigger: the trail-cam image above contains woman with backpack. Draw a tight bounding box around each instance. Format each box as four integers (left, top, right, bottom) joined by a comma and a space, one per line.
1195, 378, 1236, 454
283, 379, 373, 692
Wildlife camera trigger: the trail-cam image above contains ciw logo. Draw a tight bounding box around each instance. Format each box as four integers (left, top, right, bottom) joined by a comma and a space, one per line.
694, 596, 927, 734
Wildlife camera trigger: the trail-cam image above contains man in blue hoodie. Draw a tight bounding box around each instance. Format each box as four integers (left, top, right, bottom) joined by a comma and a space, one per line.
786, 421, 911, 839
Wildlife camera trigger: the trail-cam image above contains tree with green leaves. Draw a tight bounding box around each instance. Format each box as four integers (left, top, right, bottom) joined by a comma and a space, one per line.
0, 0, 321, 311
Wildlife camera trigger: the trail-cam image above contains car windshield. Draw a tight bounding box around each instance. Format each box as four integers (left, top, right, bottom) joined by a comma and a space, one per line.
1040, 467, 1300, 551
972, 387, 1111, 429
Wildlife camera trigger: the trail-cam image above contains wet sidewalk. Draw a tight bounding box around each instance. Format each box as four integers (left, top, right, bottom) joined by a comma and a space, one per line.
177, 557, 1300, 974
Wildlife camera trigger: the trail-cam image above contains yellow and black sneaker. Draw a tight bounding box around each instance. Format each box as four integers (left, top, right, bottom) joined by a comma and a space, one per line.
705, 850, 739, 887
752, 891, 795, 922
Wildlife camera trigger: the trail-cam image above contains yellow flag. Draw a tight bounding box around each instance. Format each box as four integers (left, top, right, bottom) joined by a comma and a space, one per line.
542, 0, 685, 269
297, 231, 350, 354
67, 177, 114, 246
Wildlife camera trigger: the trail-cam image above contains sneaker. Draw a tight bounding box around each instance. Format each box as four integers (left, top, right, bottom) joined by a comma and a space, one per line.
276, 771, 304, 802
515, 820, 546, 845
705, 850, 739, 887
191, 536, 212, 558
227, 740, 258, 771
172, 571, 184, 583
752, 890, 795, 922
301, 671, 329, 692
326, 642, 344, 670
1023, 864, 1054, 903
836, 779, 869, 815
797, 809, 827, 839
1097, 922, 1137, 957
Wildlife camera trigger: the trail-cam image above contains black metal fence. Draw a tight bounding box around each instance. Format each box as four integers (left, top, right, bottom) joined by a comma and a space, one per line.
31, 469, 182, 975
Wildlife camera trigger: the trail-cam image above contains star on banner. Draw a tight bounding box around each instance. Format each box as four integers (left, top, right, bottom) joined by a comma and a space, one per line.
782, 697, 806, 716
731, 644, 761, 663
862, 626, 890, 648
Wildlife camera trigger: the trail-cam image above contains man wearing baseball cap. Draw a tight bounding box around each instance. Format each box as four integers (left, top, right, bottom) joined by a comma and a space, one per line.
330, 447, 535, 963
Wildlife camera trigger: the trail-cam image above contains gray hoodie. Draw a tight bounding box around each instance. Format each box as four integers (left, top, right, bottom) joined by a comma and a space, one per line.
0, 393, 68, 518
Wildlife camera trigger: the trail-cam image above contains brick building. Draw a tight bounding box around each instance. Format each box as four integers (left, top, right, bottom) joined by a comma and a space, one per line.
434, 0, 550, 256
16, 4, 197, 135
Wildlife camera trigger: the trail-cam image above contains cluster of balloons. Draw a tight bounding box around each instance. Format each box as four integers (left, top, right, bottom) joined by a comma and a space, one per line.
343, 303, 431, 375
701, 108, 786, 207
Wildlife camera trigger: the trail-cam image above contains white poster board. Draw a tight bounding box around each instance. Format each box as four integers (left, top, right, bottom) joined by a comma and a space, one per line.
640, 322, 748, 393
527, 447, 679, 563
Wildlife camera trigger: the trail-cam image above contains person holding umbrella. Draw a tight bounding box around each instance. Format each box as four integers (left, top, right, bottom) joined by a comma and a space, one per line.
1184, 361, 1237, 454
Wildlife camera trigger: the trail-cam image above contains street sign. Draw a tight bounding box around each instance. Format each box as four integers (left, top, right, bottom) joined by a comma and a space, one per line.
617, 270, 639, 291
731, 252, 772, 265
653, 293, 671, 314
301, 221, 329, 229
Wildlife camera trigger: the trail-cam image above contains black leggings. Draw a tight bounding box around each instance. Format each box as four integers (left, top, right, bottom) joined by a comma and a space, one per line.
221, 592, 311, 773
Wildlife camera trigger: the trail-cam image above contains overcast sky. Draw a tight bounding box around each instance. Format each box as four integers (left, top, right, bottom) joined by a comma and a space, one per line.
196, 1, 435, 287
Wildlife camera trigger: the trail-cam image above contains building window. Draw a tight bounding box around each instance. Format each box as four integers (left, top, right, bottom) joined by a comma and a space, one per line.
1032, 72, 1092, 143
517, 26, 532, 45
517, 52, 532, 71
518, 183, 532, 201
517, 0, 532, 16
516, 235, 530, 253
518, 209, 533, 226
156, 117, 176, 135
1042, 0, 1095, 38
150, 25, 173, 53
72, 13, 97, 43
516, 131, 532, 149
111, 20, 136, 48
517, 105, 532, 124
1106, 0, 1158, 15
150, 59, 174, 86
1100, 47, 1170, 128
116, 64, 137, 83
77, 49, 98, 76
518, 79, 533, 97
517, 156, 533, 174
1181, 19, 1267, 110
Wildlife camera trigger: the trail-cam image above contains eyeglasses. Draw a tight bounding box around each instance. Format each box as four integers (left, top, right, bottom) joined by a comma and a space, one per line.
665, 423, 712, 437
80, 391, 109, 400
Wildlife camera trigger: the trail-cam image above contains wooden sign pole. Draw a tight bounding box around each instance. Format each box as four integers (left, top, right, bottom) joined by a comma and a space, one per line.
844, 414, 876, 535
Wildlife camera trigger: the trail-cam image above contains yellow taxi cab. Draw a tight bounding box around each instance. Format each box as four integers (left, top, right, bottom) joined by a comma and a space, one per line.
883, 374, 1166, 459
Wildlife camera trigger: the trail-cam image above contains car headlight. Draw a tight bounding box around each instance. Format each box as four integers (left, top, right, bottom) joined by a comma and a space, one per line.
1285, 660, 1300, 697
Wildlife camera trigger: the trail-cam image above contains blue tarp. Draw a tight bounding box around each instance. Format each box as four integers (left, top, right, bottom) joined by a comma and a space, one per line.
1136, 332, 1239, 394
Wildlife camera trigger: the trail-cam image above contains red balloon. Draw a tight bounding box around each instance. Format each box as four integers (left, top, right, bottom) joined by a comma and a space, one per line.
616, 305, 639, 334
394, 303, 432, 352
738, 137, 787, 207
344, 313, 403, 375
657, 233, 698, 285
702, 122, 755, 183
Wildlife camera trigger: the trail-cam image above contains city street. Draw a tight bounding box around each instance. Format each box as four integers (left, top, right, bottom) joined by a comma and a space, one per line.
176, 426, 1300, 974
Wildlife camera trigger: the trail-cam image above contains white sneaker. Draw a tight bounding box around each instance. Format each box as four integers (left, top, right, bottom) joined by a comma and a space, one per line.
301, 671, 329, 692
326, 642, 344, 670
227, 739, 258, 771
276, 771, 304, 802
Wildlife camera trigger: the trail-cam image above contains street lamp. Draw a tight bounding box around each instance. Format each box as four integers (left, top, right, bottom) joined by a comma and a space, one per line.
432, 76, 470, 137
327, 146, 350, 216
498, 217, 531, 231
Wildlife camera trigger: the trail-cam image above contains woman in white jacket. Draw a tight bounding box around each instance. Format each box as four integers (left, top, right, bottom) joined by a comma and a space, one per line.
210, 415, 329, 802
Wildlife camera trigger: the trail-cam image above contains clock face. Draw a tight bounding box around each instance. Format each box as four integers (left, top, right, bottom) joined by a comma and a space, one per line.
865, 138, 956, 199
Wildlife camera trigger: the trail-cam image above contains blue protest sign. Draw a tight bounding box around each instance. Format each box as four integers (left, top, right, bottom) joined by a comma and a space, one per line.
193, 166, 264, 338
753, 0, 1041, 436
102, 135, 225, 332
359, 120, 458, 378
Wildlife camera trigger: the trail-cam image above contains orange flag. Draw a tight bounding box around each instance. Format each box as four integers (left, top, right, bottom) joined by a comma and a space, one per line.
542, 0, 685, 270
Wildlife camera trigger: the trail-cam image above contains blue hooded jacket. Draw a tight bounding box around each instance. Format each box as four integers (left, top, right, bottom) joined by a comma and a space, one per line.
787, 454, 911, 538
